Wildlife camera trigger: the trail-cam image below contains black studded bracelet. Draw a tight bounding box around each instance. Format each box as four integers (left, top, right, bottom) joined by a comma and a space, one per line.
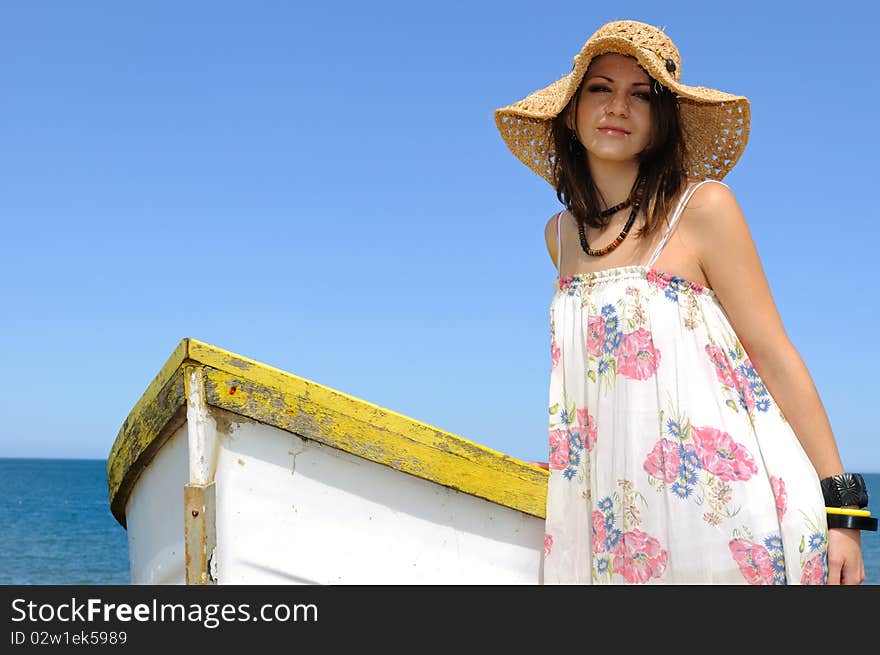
820, 473, 869, 508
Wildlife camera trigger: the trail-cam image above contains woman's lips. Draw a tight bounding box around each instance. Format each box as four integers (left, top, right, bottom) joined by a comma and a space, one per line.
598, 127, 629, 136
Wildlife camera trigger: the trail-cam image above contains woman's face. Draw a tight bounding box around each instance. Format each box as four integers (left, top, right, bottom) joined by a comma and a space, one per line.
566, 53, 653, 165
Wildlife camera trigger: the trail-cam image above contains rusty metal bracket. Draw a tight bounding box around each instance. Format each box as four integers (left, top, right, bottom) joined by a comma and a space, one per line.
184, 482, 217, 584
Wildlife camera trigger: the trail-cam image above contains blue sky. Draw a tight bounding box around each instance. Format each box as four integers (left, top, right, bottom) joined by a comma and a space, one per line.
1, 1, 878, 472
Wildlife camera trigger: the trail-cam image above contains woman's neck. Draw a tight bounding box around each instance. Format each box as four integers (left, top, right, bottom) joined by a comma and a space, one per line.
587, 158, 641, 209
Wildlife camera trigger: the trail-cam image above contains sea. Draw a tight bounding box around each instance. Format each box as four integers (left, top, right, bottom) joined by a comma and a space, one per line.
1, 458, 879, 585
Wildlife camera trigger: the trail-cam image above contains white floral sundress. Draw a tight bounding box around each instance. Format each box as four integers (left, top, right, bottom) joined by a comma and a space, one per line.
542, 180, 828, 585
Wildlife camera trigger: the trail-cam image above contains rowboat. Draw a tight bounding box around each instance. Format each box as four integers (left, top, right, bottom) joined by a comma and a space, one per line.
107, 338, 548, 584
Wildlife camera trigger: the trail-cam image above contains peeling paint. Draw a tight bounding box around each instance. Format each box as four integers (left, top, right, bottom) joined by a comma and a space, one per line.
208, 546, 218, 582
212, 410, 235, 436
288, 448, 305, 476
223, 357, 254, 371
185, 366, 219, 487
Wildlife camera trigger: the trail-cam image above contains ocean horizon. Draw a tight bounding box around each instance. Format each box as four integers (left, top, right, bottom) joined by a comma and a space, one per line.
1, 457, 878, 585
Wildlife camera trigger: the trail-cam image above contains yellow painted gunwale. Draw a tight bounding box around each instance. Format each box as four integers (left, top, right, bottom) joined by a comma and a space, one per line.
107, 338, 548, 527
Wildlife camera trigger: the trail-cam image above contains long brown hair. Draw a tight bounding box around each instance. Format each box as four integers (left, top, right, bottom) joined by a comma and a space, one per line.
550, 56, 687, 239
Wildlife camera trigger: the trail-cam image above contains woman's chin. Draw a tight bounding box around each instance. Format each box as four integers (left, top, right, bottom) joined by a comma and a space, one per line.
586, 150, 641, 166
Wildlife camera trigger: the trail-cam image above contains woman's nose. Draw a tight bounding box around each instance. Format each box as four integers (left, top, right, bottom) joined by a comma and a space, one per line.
605, 91, 629, 117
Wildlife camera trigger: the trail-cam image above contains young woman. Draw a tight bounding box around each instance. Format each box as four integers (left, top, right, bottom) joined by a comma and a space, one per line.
494, 20, 871, 584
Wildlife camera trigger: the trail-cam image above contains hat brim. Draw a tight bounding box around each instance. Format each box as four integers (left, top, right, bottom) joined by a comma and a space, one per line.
494, 35, 751, 185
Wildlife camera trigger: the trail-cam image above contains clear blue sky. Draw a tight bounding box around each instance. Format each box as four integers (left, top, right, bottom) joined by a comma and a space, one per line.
2, 1, 878, 472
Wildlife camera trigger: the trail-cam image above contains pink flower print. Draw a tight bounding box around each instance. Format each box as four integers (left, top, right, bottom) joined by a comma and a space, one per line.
646, 269, 670, 290
612, 529, 668, 583
643, 439, 681, 484
729, 538, 774, 585
551, 339, 560, 369
575, 408, 598, 451
800, 553, 826, 585
691, 425, 758, 482
591, 510, 607, 554
544, 533, 553, 557
548, 429, 570, 471
586, 315, 606, 357
558, 276, 574, 293
732, 370, 756, 411
616, 327, 661, 381
705, 344, 735, 387
770, 476, 787, 522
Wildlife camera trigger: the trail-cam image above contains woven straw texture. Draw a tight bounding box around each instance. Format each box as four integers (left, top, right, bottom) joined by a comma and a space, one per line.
494, 20, 751, 186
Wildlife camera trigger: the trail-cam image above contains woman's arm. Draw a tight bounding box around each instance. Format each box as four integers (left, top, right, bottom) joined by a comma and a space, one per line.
685, 182, 864, 584
545, 212, 560, 271
685, 182, 845, 476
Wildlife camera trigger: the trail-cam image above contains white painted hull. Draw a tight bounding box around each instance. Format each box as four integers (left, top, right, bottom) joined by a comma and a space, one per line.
126, 416, 544, 584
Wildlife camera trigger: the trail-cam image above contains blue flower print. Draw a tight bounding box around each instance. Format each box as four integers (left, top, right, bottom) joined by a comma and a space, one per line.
671, 481, 693, 499
605, 528, 622, 550
764, 535, 783, 551
678, 465, 698, 486
602, 331, 622, 354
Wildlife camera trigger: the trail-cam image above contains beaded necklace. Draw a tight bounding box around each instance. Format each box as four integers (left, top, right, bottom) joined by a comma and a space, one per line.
578, 175, 647, 256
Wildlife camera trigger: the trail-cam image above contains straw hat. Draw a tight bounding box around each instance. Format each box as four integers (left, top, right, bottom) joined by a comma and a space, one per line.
493, 20, 750, 186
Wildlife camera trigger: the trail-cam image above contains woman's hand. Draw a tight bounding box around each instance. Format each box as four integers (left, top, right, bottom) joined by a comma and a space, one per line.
527, 461, 549, 470
826, 527, 865, 585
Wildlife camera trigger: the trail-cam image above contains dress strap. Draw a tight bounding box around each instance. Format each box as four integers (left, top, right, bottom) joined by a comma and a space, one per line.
556, 210, 564, 272
645, 180, 721, 269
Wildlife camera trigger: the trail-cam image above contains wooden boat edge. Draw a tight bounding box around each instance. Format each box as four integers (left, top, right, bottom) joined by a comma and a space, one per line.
107, 338, 548, 528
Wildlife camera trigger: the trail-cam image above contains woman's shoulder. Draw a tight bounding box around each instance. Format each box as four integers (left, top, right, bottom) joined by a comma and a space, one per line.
544, 209, 564, 238
544, 209, 564, 270
685, 179, 739, 215
678, 179, 742, 235
679, 179, 750, 265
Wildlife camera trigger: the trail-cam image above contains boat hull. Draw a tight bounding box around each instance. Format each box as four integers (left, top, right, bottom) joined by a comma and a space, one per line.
110, 339, 549, 585
126, 414, 544, 584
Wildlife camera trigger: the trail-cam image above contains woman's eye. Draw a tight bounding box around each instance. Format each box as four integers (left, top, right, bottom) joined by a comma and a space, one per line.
587, 85, 649, 100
